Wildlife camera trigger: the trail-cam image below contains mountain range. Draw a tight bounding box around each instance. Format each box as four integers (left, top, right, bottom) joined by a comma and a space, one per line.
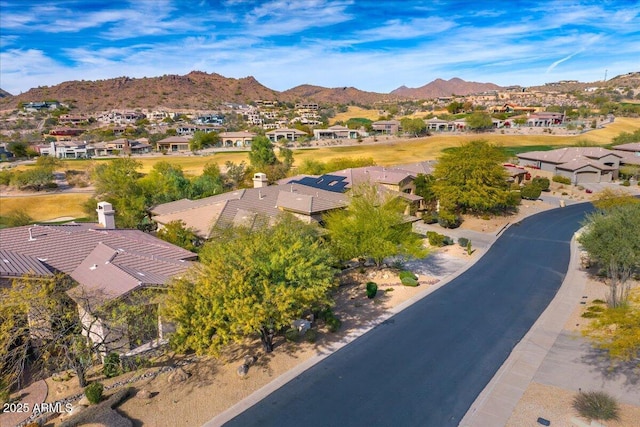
0, 71, 637, 113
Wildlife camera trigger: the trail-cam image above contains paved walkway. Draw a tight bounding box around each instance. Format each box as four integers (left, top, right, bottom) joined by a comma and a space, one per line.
0, 380, 48, 427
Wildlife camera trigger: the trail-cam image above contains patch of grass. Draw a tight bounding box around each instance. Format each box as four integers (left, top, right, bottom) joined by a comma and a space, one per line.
0, 193, 93, 222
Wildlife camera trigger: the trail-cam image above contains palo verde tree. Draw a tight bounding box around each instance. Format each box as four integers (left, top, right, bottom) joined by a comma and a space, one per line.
162, 214, 337, 354
578, 203, 640, 308
432, 140, 516, 217
324, 183, 427, 267
582, 288, 640, 365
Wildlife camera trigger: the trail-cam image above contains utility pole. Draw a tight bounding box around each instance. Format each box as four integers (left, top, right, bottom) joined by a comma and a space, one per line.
603, 69, 608, 82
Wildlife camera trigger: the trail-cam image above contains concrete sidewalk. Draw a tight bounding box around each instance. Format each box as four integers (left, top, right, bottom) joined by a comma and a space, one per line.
460, 235, 587, 426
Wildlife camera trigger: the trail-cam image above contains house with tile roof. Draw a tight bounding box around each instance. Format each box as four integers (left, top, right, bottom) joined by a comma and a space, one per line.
151, 174, 350, 239
517, 147, 621, 184
266, 128, 308, 143
0, 202, 196, 355
218, 131, 256, 147
313, 125, 363, 140
612, 142, 640, 167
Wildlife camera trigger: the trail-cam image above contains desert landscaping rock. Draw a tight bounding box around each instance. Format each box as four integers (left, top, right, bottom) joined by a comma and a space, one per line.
136, 389, 153, 399
237, 364, 249, 378
168, 368, 190, 384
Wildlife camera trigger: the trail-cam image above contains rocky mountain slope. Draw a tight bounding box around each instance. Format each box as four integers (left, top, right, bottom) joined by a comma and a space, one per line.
0, 71, 636, 113
390, 77, 502, 98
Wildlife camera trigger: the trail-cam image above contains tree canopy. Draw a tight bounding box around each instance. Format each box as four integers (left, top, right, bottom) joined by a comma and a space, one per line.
324, 184, 427, 266
578, 203, 640, 307
432, 140, 515, 216
465, 112, 493, 130
162, 215, 337, 354
400, 117, 428, 136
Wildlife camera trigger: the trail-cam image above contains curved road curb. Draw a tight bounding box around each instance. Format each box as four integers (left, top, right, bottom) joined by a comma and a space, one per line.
460, 233, 585, 426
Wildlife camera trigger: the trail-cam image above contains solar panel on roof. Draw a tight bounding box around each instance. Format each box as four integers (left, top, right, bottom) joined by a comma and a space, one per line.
293, 174, 348, 193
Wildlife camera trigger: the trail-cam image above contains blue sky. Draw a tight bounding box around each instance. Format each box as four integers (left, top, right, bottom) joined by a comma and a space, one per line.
1, 0, 639, 95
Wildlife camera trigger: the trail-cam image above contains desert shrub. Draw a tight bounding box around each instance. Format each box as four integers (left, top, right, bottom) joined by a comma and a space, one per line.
102, 352, 121, 378
399, 271, 419, 287
326, 316, 342, 332
562, 192, 569, 196
572, 390, 620, 421
510, 182, 521, 191
285, 328, 300, 342
622, 180, 630, 187
552, 175, 572, 185
0, 169, 12, 186
304, 329, 318, 343
458, 237, 470, 247
84, 382, 104, 405
437, 211, 461, 229
426, 231, 445, 246
401, 276, 419, 287
366, 281, 378, 299
442, 236, 454, 246
521, 183, 542, 200
507, 191, 521, 206
422, 211, 438, 224
591, 299, 606, 304
531, 177, 550, 191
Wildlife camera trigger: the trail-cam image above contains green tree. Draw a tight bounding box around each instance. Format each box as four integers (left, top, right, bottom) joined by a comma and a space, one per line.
324, 184, 427, 267
400, 117, 427, 137
139, 161, 191, 205
91, 158, 146, 228
157, 220, 200, 252
224, 161, 248, 188
433, 140, 514, 216
189, 162, 223, 198
465, 112, 493, 131
578, 204, 640, 307
413, 174, 437, 209
162, 215, 337, 354
248, 136, 277, 170
7, 141, 28, 157
190, 131, 220, 151
447, 101, 463, 114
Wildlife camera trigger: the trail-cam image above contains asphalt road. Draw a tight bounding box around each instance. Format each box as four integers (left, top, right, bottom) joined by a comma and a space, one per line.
224, 203, 594, 427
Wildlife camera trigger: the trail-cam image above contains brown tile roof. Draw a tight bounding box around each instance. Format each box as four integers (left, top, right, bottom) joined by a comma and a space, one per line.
0, 249, 53, 278
157, 136, 191, 143
152, 184, 349, 238
517, 147, 620, 164
613, 142, 640, 153
69, 242, 189, 299
391, 161, 436, 176
0, 223, 196, 275
555, 159, 616, 172
331, 166, 415, 187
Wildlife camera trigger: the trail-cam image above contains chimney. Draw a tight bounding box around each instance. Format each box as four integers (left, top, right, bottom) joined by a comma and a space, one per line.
96, 201, 116, 229
253, 172, 268, 188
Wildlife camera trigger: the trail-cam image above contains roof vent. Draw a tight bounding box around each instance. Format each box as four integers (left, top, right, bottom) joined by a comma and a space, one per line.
28, 227, 36, 241
90, 264, 98, 270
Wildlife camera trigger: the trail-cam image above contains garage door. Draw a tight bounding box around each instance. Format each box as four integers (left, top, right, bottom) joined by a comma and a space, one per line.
575, 171, 599, 183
